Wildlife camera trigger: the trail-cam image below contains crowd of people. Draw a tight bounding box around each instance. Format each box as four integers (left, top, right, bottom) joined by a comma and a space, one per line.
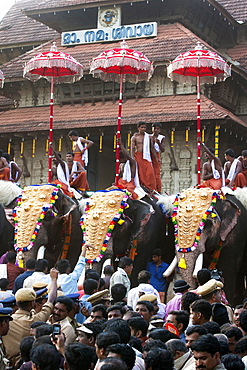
0, 246, 245, 370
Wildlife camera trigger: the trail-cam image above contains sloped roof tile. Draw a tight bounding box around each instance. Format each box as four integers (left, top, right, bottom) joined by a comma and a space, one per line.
0, 94, 245, 134
216, 0, 247, 23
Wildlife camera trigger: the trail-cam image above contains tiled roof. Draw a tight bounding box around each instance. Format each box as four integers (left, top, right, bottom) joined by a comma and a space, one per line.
226, 42, 247, 71
1, 23, 221, 79
216, 0, 247, 23
0, 95, 14, 106
22, 0, 124, 11
0, 94, 245, 134
0, 0, 58, 48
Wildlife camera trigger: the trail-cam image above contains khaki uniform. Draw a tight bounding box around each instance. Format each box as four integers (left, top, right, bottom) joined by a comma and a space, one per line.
2, 302, 53, 359
48, 316, 76, 345
0, 339, 9, 370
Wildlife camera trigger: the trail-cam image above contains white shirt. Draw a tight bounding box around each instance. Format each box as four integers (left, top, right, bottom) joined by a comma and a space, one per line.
23, 271, 51, 288
110, 267, 130, 296
57, 256, 85, 295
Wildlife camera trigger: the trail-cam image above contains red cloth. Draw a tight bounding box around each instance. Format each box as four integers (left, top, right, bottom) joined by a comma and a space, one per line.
7, 263, 25, 290
52, 180, 74, 198
0, 168, 10, 181
199, 178, 222, 190
152, 152, 162, 193
70, 171, 89, 191
235, 171, 247, 188
134, 152, 156, 190
118, 178, 138, 199
73, 152, 85, 167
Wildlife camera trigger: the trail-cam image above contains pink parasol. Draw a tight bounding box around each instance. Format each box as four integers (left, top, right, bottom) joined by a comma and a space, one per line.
0, 70, 4, 88
167, 41, 231, 184
23, 42, 84, 182
90, 40, 153, 186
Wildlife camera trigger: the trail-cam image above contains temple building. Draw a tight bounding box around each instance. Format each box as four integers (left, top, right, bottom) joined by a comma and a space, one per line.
0, 0, 247, 192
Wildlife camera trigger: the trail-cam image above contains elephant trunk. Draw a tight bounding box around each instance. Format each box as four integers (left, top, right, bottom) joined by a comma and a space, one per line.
176, 251, 200, 289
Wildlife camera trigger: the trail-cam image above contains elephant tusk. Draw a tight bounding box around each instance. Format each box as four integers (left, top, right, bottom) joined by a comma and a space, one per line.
163, 256, 177, 277
193, 253, 203, 278
37, 246, 46, 260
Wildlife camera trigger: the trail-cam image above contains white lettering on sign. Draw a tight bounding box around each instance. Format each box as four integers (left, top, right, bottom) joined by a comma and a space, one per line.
61, 22, 157, 45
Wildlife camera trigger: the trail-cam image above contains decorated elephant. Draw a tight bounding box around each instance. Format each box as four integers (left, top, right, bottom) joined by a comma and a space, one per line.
158, 187, 247, 305
80, 189, 174, 286
11, 184, 82, 268
0, 204, 14, 252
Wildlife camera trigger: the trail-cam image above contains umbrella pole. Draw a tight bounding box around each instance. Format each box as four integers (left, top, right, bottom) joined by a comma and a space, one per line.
197, 75, 201, 185
48, 76, 54, 183
115, 73, 123, 186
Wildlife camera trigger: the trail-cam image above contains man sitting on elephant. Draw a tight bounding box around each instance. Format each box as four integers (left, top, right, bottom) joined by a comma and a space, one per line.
66, 152, 89, 194
51, 149, 74, 197
199, 139, 224, 190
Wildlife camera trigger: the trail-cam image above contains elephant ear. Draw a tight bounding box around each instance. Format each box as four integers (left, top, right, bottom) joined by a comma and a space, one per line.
130, 199, 155, 238
219, 198, 241, 242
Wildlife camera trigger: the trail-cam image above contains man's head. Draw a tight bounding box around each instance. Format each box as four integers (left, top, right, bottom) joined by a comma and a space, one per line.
35, 259, 49, 273
0, 308, 13, 337
66, 152, 75, 163
6, 251, 16, 264
53, 296, 74, 322
107, 305, 125, 320
166, 310, 189, 335
104, 318, 131, 344
90, 304, 107, 322
221, 354, 245, 370
0, 278, 9, 291
239, 310, 247, 334
151, 249, 162, 264
138, 294, 159, 314
103, 265, 114, 276
135, 300, 154, 323
181, 291, 200, 313
111, 284, 127, 303
234, 337, 247, 357
191, 334, 222, 370
68, 130, 79, 141
56, 259, 71, 274
242, 150, 247, 159
166, 339, 188, 360
30, 343, 61, 370
84, 279, 99, 295
190, 299, 212, 325
173, 280, 190, 294
137, 121, 146, 133
142, 340, 167, 359
152, 122, 161, 135
15, 288, 36, 311
144, 348, 174, 370
225, 327, 243, 353
118, 257, 133, 275
137, 270, 151, 284
197, 279, 223, 303
95, 332, 121, 360
127, 317, 148, 339
76, 322, 103, 347
26, 259, 36, 271
197, 269, 211, 286
185, 325, 208, 348
224, 148, 236, 161
233, 305, 244, 327
106, 343, 136, 370
148, 328, 179, 343
211, 303, 229, 326
65, 342, 95, 370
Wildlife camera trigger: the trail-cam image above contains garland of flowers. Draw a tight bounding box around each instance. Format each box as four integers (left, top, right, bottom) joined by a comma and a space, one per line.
13, 185, 60, 253
80, 190, 130, 263
171, 191, 220, 253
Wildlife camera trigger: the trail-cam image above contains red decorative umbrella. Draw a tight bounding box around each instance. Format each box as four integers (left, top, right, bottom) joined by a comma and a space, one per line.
90, 40, 154, 186
0, 70, 4, 88
23, 42, 84, 182
167, 42, 231, 184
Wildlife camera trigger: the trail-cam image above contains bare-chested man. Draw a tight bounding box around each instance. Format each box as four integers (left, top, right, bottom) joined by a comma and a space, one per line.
131, 122, 156, 191
150, 122, 165, 193
224, 149, 242, 188
66, 152, 89, 193
68, 130, 94, 167
235, 150, 247, 188
199, 139, 223, 190
51, 149, 73, 197
0, 150, 10, 181
118, 143, 139, 199
2, 153, 22, 183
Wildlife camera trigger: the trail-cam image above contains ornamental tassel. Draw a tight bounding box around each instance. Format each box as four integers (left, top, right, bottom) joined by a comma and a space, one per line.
46, 138, 49, 155
215, 125, 220, 157
99, 132, 103, 153
58, 136, 63, 152
32, 138, 36, 158
178, 254, 187, 269
7, 139, 11, 155
185, 127, 189, 147
171, 128, 175, 148
86, 134, 89, 140
202, 126, 206, 143
20, 138, 24, 158
127, 132, 131, 152
113, 133, 116, 152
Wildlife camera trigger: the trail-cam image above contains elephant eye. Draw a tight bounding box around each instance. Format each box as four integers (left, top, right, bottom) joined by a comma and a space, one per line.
88, 201, 96, 209
108, 199, 116, 207
179, 193, 186, 201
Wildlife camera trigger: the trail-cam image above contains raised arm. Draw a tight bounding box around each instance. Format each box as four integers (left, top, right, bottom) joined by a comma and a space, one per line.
199, 139, 222, 167
130, 135, 136, 158
52, 148, 66, 172
80, 138, 94, 153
